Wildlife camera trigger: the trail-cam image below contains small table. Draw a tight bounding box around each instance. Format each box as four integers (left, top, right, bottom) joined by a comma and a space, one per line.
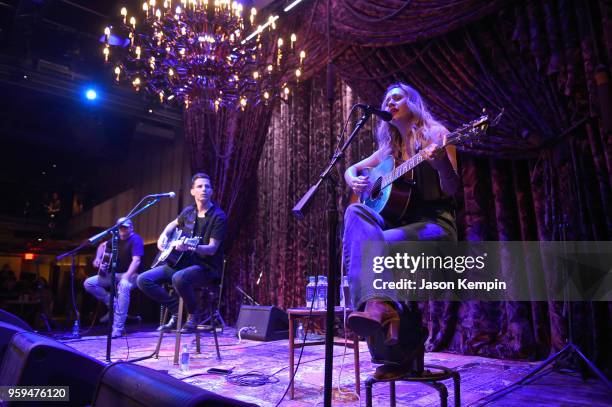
287, 307, 361, 399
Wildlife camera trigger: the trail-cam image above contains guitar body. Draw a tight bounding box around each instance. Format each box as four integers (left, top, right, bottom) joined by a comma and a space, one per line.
97, 250, 111, 278
151, 229, 199, 268
352, 156, 414, 223
348, 112, 496, 224
154, 245, 185, 269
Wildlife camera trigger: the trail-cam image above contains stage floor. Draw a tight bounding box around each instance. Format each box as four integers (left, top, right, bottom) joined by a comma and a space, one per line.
61, 326, 611, 406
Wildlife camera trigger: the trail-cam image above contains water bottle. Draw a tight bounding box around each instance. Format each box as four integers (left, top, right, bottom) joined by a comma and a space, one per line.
322, 276, 329, 310
180, 344, 190, 371
339, 275, 349, 308
316, 275, 327, 310
305, 276, 316, 309
71, 320, 80, 337
296, 321, 305, 341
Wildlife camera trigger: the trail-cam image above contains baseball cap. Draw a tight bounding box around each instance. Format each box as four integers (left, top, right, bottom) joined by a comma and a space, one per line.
117, 217, 133, 228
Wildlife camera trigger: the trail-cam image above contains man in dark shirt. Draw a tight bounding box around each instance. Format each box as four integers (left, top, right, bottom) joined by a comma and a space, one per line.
137, 172, 227, 333
84, 217, 144, 337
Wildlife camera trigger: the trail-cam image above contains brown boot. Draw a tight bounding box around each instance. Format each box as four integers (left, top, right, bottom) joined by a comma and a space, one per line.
373, 345, 425, 381
373, 326, 428, 381
347, 300, 400, 345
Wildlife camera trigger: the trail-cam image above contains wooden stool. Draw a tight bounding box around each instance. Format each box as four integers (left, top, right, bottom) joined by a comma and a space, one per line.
152, 260, 227, 365
365, 364, 460, 407
287, 307, 360, 399
153, 294, 221, 365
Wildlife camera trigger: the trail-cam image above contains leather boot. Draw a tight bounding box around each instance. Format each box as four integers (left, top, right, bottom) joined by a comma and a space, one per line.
373, 326, 428, 381
111, 328, 125, 338
156, 314, 177, 332
347, 300, 400, 345
181, 313, 204, 333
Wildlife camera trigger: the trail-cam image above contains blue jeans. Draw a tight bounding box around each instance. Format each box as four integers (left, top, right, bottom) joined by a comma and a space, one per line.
137, 264, 217, 315
342, 204, 456, 310
83, 273, 135, 331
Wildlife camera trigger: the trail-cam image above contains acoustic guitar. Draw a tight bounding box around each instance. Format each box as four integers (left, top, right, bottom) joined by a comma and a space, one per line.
97, 250, 111, 278
98, 242, 112, 278
152, 229, 200, 268
352, 113, 495, 223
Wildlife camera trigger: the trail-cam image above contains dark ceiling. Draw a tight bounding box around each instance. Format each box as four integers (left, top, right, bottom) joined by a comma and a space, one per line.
0, 0, 178, 252
0, 0, 285, 253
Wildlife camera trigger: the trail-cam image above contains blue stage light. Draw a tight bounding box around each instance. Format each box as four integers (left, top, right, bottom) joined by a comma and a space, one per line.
85, 88, 97, 100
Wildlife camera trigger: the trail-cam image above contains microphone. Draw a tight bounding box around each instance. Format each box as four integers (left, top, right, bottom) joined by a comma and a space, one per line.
356, 103, 393, 122
148, 192, 176, 199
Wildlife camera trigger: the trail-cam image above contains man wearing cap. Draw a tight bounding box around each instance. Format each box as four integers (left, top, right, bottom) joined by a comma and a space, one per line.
85, 217, 144, 337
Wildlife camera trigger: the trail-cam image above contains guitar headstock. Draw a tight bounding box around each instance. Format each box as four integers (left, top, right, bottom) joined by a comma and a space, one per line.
445, 109, 504, 148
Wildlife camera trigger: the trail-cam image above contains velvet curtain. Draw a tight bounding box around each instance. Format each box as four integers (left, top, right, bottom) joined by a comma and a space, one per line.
183, 0, 611, 369
184, 102, 273, 241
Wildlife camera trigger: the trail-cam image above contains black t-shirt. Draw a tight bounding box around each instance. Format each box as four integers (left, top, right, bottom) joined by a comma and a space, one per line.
176, 204, 227, 273
103, 233, 145, 274
396, 160, 456, 233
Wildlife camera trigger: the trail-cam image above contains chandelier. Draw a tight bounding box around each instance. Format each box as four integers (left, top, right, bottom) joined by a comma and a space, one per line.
102, 0, 305, 111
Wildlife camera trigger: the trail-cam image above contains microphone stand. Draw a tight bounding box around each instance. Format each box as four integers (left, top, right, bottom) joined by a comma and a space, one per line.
236, 286, 260, 306
55, 247, 84, 339
57, 196, 164, 362
292, 111, 372, 407
515, 218, 612, 391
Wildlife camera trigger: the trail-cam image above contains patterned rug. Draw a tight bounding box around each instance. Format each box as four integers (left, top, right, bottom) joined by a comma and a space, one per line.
61, 326, 608, 406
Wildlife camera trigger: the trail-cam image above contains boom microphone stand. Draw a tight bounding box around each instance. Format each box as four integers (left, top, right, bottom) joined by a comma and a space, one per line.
292, 109, 374, 406
55, 250, 83, 339
236, 286, 260, 306
57, 195, 166, 362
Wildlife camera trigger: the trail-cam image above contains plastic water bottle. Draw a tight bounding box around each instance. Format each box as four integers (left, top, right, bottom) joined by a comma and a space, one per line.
296, 321, 305, 341
316, 276, 327, 310
71, 320, 80, 337
305, 276, 316, 309
180, 344, 190, 371
339, 275, 349, 308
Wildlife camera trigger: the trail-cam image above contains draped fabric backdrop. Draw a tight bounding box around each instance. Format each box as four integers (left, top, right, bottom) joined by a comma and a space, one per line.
184, 0, 611, 370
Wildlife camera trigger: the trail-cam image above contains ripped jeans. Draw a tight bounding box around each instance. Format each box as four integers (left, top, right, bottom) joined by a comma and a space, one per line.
84, 272, 135, 331
342, 204, 456, 311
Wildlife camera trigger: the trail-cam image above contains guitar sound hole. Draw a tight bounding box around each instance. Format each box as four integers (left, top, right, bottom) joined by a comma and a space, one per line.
371, 178, 382, 199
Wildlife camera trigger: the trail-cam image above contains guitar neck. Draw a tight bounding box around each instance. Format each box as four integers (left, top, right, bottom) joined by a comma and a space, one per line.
379, 114, 490, 188
381, 151, 427, 188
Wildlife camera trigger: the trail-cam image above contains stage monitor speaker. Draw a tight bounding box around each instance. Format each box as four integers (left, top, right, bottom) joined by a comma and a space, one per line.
0, 331, 105, 406
0, 322, 28, 365
0, 309, 32, 331
235, 305, 288, 341
93, 362, 259, 407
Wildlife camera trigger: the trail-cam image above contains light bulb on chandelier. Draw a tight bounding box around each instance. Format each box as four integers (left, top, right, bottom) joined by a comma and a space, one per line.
102, 1, 305, 111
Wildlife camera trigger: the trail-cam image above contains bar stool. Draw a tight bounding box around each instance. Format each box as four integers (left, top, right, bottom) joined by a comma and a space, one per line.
365, 365, 460, 407
153, 260, 226, 364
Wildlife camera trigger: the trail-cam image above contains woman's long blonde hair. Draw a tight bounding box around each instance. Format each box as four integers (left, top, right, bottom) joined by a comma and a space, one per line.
376, 83, 443, 158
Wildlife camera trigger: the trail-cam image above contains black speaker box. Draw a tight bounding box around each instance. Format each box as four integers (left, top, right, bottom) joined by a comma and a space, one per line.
0, 309, 32, 331
235, 305, 288, 341
0, 331, 105, 406
92, 362, 259, 407
0, 322, 28, 365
